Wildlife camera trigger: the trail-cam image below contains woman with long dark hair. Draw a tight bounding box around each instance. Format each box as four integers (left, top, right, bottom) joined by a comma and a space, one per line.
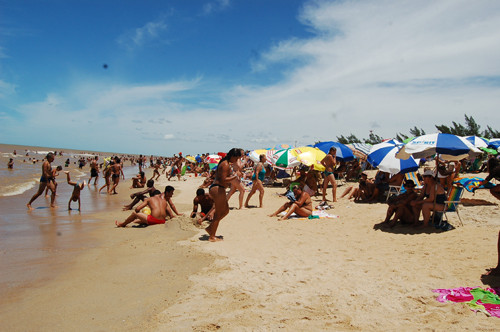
206, 148, 243, 242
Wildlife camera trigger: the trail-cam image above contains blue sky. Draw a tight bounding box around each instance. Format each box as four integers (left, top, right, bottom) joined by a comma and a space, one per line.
1, 0, 500, 155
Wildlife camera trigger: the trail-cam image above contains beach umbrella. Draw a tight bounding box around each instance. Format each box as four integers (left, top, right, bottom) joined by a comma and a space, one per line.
185, 155, 196, 163
403, 137, 415, 144
480, 147, 498, 155
347, 143, 372, 159
296, 148, 326, 171
195, 155, 203, 163
248, 149, 268, 162
488, 138, 500, 150
367, 139, 419, 174
270, 148, 300, 169
464, 136, 489, 149
313, 141, 355, 161
396, 133, 481, 161
206, 154, 221, 170
273, 143, 294, 150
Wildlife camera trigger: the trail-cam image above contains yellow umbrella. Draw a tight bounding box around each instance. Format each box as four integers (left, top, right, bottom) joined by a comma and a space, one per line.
291, 146, 317, 156
249, 149, 268, 162
185, 155, 196, 163
296, 148, 326, 171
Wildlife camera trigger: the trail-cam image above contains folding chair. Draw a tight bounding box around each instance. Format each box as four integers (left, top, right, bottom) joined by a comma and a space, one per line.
386, 184, 402, 201
404, 171, 423, 190
434, 185, 465, 228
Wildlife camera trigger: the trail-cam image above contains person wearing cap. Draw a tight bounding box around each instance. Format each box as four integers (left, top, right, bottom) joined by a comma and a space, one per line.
410, 169, 447, 228
378, 180, 418, 228
269, 185, 313, 220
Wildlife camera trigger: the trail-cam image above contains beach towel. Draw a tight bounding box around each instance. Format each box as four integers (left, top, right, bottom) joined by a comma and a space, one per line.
454, 177, 496, 192
278, 210, 339, 220
432, 287, 500, 318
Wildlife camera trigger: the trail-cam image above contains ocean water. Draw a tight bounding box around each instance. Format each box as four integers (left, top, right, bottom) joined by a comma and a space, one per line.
0, 143, 142, 298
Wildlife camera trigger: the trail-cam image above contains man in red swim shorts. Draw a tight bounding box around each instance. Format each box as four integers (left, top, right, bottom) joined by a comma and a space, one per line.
115, 186, 182, 227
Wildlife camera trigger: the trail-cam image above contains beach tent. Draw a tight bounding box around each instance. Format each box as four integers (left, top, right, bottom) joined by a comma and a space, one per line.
368, 140, 419, 174
313, 141, 355, 161
396, 133, 481, 161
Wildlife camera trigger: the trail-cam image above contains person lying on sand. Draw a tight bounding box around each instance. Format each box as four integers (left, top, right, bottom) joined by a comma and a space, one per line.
269, 185, 313, 221
64, 171, 85, 210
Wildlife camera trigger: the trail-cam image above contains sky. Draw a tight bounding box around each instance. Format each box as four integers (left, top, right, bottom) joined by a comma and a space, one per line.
1, 0, 500, 156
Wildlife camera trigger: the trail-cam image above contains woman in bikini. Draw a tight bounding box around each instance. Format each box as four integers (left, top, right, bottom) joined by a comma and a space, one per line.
244, 154, 266, 208
226, 148, 246, 209
320, 147, 337, 204
206, 148, 243, 242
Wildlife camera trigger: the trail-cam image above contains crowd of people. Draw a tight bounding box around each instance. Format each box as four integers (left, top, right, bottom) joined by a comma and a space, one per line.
22, 148, 500, 256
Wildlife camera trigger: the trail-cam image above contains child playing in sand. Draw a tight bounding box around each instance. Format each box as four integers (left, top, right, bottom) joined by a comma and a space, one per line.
45, 165, 63, 197
64, 171, 85, 210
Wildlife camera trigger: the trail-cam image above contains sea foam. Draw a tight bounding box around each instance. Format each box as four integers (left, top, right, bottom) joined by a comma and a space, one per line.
0, 180, 37, 197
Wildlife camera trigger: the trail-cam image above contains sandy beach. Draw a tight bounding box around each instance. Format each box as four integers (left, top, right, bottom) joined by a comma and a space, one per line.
1, 147, 500, 330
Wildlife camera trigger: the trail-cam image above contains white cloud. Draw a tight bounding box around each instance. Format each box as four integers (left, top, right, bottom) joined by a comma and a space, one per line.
117, 18, 168, 50
201, 0, 231, 16
4, 0, 500, 155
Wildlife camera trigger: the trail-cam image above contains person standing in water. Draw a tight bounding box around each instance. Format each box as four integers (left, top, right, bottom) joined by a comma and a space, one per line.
206, 148, 242, 242
27, 152, 57, 209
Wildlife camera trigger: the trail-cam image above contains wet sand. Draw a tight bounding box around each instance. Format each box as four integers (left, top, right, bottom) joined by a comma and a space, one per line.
1, 144, 500, 330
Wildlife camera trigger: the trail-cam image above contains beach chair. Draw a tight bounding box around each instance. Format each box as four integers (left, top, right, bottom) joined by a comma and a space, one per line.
386, 184, 402, 201
404, 171, 423, 190
434, 185, 465, 228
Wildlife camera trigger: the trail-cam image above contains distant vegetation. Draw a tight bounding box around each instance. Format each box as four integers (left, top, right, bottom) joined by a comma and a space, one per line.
336, 114, 500, 144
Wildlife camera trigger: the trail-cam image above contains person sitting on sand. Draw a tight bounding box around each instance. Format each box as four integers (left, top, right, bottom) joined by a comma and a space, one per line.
191, 188, 215, 225
199, 169, 216, 188
410, 169, 446, 228
269, 185, 313, 221
27, 152, 57, 209
368, 170, 390, 202
376, 180, 418, 228
64, 171, 85, 210
123, 179, 157, 211
341, 172, 374, 201
116, 186, 173, 227
131, 171, 147, 188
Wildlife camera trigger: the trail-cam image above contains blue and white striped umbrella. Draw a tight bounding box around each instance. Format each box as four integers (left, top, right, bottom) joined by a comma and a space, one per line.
488, 138, 500, 150
368, 140, 419, 174
464, 136, 489, 148
396, 133, 481, 161
313, 141, 354, 161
